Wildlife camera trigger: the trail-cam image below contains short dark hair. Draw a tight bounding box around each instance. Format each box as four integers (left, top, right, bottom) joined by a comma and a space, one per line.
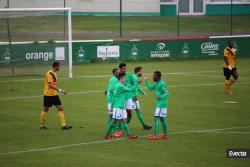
112, 68, 118, 74
118, 73, 125, 80
134, 66, 142, 73
52, 62, 60, 68
154, 71, 161, 79
119, 63, 126, 69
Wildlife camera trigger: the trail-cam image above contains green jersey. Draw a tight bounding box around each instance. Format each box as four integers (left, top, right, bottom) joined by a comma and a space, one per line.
131, 74, 145, 98
146, 79, 169, 108
124, 72, 134, 100
107, 75, 118, 103
112, 81, 138, 109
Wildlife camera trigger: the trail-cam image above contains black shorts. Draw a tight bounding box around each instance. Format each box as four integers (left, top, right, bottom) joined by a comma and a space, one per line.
43, 95, 62, 107
223, 67, 237, 80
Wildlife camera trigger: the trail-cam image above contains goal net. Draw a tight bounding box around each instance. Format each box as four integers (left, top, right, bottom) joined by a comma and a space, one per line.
0, 8, 72, 78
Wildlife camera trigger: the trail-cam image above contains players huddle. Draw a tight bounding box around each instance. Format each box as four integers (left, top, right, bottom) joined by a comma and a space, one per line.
39, 40, 237, 141
105, 63, 169, 140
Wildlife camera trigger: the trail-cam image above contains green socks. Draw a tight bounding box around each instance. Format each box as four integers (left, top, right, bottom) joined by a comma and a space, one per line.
108, 116, 112, 126
160, 117, 168, 135
136, 110, 146, 126
106, 121, 115, 135
122, 122, 131, 136
154, 117, 160, 136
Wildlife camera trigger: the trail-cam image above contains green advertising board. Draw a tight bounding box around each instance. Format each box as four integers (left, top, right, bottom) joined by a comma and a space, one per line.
0, 43, 68, 65
1, 37, 250, 65
73, 37, 250, 63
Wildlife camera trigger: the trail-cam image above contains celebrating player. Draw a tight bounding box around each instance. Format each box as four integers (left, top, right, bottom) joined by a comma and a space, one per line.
119, 63, 133, 124
39, 62, 72, 130
144, 71, 169, 140
105, 68, 119, 126
105, 73, 139, 139
131, 66, 152, 130
223, 40, 238, 95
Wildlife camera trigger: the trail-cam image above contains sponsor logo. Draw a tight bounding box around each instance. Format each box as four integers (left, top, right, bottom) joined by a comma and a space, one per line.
151, 43, 170, 58
157, 43, 165, 50
130, 44, 139, 58
226, 149, 250, 158
76, 46, 86, 62
97, 45, 120, 60
181, 43, 190, 57
201, 42, 219, 56
25, 51, 53, 61
3, 48, 11, 63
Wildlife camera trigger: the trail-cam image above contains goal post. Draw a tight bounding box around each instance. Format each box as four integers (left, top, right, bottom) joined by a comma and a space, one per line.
0, 8, 73, 78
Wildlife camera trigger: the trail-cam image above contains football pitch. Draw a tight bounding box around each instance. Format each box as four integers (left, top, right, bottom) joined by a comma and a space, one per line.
0, 58, 250, 167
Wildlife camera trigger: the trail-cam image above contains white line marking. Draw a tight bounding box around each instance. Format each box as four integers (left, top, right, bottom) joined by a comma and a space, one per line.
225, 101, 237, 104
1, 81, 250, 102
1, 68, 250, 83
0, 125, 249, 156
208, 131, 250, 134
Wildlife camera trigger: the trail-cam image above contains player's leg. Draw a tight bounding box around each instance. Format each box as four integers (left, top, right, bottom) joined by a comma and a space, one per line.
54, 95, 72, 130
230, 68, 238, 86
159, 108, 169, 139
40, 106, 49, 129
133, 100, 152, 130
107, 103, 113, 126
121, 109, 137, 139
106, 108, 121, 139
105, 118, 117, 139
126, 99, 133, 124
40, 96, 51, 129
113, 120, 123, 137
148, 108, 161, 140
223, 68, 231, 95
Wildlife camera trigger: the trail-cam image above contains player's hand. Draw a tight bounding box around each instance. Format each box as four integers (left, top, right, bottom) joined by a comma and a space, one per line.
61, 89, 67, 95
144, 75, 148, 80
59, 89, 67, 95
228, 65, 232, 70
156, 96, 161, 100
138, 79, 142, 84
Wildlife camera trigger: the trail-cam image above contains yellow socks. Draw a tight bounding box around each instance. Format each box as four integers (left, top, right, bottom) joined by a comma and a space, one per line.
40, 111, 47, 127
229, 77, 236, 86
224, 80, 230, 94
57, 111, 66, 127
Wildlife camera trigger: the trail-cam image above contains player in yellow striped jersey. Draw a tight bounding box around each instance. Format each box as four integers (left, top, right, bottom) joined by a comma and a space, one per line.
40, 62, 72, 130
223, 40, 238, 95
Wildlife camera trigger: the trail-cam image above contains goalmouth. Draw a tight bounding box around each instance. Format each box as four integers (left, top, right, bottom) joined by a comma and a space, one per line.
0, 8, 73, 78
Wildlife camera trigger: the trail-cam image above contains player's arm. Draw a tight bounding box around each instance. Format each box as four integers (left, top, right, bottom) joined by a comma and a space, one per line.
138, 86, 145, 95
48, 82, 66, 95
122, 81, 139, 92
144, 76, 155, 91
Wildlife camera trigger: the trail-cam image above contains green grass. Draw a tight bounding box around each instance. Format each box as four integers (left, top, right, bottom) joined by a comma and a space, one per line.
1, 15, 250, 41
0, 58, 250, 167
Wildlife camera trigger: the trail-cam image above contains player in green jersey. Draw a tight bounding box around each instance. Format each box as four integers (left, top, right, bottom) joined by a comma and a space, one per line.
144, 71, 169, 140
105, 68, 119, 126
119, 63, 134, 124
105, 73, 139, 140
131, 67, 152, 130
